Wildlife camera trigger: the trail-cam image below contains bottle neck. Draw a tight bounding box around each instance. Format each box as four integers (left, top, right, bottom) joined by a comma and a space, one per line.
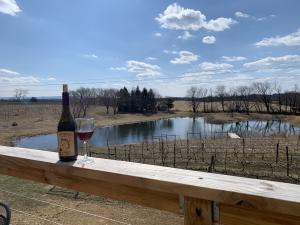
62, 92, 71, 115
62, 92, 69, 106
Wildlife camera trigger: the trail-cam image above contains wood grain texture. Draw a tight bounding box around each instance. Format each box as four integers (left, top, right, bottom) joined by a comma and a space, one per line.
220, 204, 300, 225
1, 146, 300, 220
184, 197, 212, 225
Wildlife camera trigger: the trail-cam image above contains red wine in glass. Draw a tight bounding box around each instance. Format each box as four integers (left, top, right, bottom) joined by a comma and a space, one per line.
75, 118, 95, 165
77, 131, 94, 142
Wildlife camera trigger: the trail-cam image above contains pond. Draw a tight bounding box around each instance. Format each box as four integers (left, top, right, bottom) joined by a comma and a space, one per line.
15, 116, 300, 151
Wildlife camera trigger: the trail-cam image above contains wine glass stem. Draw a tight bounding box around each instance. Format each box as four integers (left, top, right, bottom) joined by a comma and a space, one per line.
84, 141, 88, 160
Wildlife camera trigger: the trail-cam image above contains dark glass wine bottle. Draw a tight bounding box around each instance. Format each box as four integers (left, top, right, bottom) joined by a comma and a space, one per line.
57, 84, 78, 161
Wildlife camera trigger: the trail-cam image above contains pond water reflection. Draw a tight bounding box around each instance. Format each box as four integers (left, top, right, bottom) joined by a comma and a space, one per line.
15, 117, 300, 151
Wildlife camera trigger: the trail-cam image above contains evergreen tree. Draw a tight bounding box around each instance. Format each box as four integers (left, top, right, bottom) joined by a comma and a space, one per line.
141, 88, 148, 112
166, 98, 174, 112
118, 87, 130, 112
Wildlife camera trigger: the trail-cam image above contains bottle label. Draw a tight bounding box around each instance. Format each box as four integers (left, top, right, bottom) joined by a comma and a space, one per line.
58, 131, 76, 156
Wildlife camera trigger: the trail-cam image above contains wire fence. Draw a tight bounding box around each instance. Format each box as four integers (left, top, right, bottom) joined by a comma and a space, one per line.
0, 188, 132, 225
90, 135, 300, 184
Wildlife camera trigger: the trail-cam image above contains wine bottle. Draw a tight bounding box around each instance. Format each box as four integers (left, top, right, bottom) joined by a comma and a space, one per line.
57, 84, 78, 161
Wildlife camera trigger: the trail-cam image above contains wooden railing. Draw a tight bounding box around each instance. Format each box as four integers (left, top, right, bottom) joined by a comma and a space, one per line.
0, 145, 300, 225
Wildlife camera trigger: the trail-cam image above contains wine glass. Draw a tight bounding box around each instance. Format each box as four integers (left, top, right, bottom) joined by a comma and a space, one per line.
75, 118, 95, 165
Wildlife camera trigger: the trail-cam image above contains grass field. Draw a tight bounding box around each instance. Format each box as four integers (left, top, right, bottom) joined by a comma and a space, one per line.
0, 101, 300, 224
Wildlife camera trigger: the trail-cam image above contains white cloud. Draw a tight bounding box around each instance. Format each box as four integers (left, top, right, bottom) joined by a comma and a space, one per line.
156, 3, 236, 32
243, 55, 300, 68
47, 77, 56, 81
200, 62, 233, 71
110, 66, 127, 71
0, 0, 21, 16
255, 29, 300, 47
126, 60, 160, 79
170, 51, 199, 64
235, 11, 275, 21
180, 71, 213, 82
0, 76, 39, 84
0, 68, 20, 76
213, 74, 254, 84
163, 50, 177, 54
202, 36, 216, 44
178, 31, 193, 40
145, 57, 157, 61
203, 17, 237, 32
82, 54, 98, 59
0, 68, 42, 84
156, 3, 206, 30
235, 11, 249, 18
154, 32, 162, 37
221, 56, 247, 62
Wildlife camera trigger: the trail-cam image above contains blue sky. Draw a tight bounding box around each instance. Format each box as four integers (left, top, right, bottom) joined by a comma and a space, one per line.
0, 0, 300, 97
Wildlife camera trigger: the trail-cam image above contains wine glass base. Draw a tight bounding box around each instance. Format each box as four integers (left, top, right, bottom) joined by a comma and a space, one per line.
77, 157, 94, 165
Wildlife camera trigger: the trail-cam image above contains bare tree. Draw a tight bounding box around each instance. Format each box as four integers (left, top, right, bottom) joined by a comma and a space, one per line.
215, 85, 226, 112
102, 88, 120, 114
95, 88, 104, 105
103, 89, 112, 114
233, 88, 243, 112
186, 86, 207, 113
209, 88, 213, 112
252, 82, 273, 113
274, 82, 282, 113
187, 87, 199, 113
236, 85, 252, 114
14, 89, 28, 101
227, 88, 237, 116
111, 89, 119, 115
199, 87, 208, 112
70, 87, 93, 118
289, 85, 299, 114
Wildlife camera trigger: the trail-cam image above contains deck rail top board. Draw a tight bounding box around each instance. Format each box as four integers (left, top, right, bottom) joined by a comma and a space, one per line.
0, 145, 300, 224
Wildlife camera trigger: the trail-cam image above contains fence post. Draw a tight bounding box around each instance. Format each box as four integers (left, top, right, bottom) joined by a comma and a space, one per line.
128, 145, 131, 162
173, 143, 176, 168
141, 142, 144, 162
276, 142, 279, 164
184, 197, 212, 225
201, 142, 205, 162
242, 138, 245, 157
208, 156, 215, 172
224, 148, 227, 173
286, 146, 289, 176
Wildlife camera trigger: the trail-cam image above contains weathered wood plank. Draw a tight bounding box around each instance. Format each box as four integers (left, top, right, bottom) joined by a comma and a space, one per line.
0, 146, 300, 219
0, 150, 180, 213
220, 204, 300, 225
184, 197, 212, 225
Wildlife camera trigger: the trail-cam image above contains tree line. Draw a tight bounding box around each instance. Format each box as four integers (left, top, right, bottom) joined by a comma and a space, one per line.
7, 81, 300, 117
69, 86, 174, 118
186, 81, 300, 115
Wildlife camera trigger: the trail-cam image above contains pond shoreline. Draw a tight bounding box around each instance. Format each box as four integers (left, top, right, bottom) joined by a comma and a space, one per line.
16, 114, 300, 150
2, 107, 300, 147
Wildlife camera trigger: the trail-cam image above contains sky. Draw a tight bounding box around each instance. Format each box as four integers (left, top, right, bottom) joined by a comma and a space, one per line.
0, 0, 300, 97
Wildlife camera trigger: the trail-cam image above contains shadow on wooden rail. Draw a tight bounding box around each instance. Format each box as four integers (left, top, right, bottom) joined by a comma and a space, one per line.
0, 145, 300, 225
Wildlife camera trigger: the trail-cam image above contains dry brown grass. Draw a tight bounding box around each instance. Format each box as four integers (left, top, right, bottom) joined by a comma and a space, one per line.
0, 102, 189, 146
